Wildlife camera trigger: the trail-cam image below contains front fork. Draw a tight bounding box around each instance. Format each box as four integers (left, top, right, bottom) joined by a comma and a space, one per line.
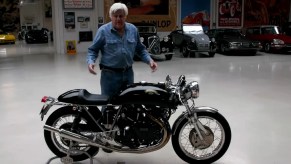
184, 100, 213, 141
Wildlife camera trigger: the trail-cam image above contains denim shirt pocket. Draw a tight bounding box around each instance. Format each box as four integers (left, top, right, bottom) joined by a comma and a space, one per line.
127, 38, 137, 51
106, 39, 119, 52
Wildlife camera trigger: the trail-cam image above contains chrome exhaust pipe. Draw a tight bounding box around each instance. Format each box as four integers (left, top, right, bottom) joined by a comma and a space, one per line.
44, 123, 171, 153
44, 125, 104, 148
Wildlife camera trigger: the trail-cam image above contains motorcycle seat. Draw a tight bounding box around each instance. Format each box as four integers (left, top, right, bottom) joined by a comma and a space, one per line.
78, 89, 109, 105
58, 89, 109, 105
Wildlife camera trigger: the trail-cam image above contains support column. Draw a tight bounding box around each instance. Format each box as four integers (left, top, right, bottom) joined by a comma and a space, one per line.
51, 0, 64, 54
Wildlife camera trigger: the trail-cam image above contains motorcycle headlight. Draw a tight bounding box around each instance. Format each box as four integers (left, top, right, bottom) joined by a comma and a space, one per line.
183, 81, 199, 99
140, 37, 144, 43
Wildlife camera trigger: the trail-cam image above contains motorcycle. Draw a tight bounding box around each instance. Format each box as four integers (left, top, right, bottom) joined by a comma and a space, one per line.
40, 75, 231, 164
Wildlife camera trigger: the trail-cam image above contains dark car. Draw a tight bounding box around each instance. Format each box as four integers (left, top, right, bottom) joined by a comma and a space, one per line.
169, 24, 216, 57
245, 25, 291, 53
133, 22, 174, 61
206, 28, 262, 55
25, 29, 49, 44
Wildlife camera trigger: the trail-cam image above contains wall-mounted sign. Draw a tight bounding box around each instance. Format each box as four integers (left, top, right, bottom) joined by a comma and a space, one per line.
66, 40, 77, 55
104, 0, 177, 32
64, 12, 75, 29
63, 0, 93, 9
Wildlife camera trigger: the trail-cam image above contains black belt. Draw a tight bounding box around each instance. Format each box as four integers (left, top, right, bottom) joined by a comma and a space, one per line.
99, 64, 132, 72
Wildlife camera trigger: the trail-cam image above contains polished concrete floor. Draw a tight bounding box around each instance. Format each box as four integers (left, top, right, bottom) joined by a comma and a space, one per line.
1, 42, 291, 164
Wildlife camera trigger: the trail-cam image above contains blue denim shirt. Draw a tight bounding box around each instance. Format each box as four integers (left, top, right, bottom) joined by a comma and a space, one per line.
87, 22, 151, 68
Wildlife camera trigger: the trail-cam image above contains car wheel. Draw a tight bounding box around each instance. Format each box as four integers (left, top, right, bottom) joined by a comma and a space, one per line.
165, 54, 173, 60
182, 45, 189, 57
208, 52, 215, 57
264, 43, 271, 52
189, 52, 197, 58
220, 44, 226, 54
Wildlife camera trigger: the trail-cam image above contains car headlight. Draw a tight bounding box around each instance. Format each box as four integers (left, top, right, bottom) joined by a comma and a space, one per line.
273, 39, 284, 44
163, 36, 169, 42
140, 37, 144, 43
191, 38, 196, 43
183, 81, 199, 99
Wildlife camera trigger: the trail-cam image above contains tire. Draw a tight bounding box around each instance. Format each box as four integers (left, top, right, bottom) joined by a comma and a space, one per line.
172, 111, 231, 164
220, 44, 226, 54
208, 52, 215, 57
165, 54, 173, 60
264, 43, 271, 52
44, 107, 99, 162
182, 45, 189, 57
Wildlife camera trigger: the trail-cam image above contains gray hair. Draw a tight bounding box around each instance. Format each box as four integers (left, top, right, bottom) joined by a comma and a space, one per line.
109, 3, 128, 18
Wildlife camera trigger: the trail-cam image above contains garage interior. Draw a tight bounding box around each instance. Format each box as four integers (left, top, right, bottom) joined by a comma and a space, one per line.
1, 0, 291, 164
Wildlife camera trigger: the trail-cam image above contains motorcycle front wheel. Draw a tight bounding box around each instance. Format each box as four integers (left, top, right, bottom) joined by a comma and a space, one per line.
172, 111, 231, 164
44, 107, 99, 161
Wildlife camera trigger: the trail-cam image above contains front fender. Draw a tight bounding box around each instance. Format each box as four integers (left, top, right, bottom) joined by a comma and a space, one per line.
172, 106, 218, 135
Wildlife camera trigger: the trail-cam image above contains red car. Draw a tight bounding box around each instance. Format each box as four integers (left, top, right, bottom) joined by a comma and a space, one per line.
245, 25, 291, 53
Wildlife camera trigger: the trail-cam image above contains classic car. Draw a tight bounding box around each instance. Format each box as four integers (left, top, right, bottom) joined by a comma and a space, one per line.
206, 28, 262, 55
169, 24, 216, 57
133, 22, 174, 61
245, 25, 291, 53
25, 29, 49, 44
0, 30, 16, 44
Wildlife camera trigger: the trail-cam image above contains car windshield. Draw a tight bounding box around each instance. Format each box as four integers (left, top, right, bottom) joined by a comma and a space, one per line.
183, 25, 204, 34
136, 26, 156, 33
262, 26, 281, 34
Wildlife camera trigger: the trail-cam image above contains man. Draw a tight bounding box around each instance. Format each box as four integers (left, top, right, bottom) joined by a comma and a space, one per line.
87, 2, 158, 98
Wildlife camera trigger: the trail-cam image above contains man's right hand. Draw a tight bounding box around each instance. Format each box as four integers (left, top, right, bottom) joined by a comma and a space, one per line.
88, 64, 97, 75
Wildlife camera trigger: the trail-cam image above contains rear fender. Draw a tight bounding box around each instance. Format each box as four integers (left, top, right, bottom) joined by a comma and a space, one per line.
172, 106, 218, 135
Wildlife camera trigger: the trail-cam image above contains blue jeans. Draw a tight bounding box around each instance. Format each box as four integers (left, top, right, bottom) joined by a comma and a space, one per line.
100, 68, 134, 97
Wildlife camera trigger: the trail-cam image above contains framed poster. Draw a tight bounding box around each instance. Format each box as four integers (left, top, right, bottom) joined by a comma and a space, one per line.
217, 0, 243, 28
63, 0, 93, 9
66, 40, 77, 55
64, 12, 75, 29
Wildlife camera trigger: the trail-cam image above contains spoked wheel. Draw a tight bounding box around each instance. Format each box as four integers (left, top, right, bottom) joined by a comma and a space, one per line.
172, 111, 231, 164
44, 107, 99, 162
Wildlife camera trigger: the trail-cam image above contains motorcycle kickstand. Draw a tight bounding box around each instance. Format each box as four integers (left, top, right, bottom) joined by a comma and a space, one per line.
46, 140, 94, 164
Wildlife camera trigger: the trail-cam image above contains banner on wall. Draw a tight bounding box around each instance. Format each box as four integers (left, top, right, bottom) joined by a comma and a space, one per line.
66, 40, 77, 55
180, 0, 211, 31
244, 0, 290, 27
217, 0, 243, 27
104, 0, 177, 31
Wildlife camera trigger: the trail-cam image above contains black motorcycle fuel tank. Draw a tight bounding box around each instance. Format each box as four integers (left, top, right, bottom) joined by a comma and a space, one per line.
112, 83, 171, 107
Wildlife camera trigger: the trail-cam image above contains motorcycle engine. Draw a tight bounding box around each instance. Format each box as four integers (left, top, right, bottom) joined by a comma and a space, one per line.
114, 105, 164, 148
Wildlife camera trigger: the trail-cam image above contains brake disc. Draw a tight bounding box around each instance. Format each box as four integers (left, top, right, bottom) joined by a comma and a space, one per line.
189, 126, 214, 149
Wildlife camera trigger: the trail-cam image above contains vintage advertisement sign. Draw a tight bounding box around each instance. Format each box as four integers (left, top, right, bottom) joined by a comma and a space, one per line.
217, 0, 243, 27
104, 0, 177, 32
63, 0, 93, 9
244, 0, 290, 27
66, 40, 77, 55
180, 0, 211, 31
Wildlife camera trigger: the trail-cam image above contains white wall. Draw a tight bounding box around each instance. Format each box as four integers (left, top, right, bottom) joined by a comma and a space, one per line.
52, 0, 99, 54
19, 1, 43, 29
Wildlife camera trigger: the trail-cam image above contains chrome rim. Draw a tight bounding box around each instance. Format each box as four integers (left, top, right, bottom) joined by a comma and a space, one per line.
51, 114, 92, 155
178, 116, 225, 160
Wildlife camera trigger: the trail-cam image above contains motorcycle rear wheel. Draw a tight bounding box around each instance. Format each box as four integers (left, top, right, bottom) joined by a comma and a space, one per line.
172, 111, 231, 164
44, 107, 99, 161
